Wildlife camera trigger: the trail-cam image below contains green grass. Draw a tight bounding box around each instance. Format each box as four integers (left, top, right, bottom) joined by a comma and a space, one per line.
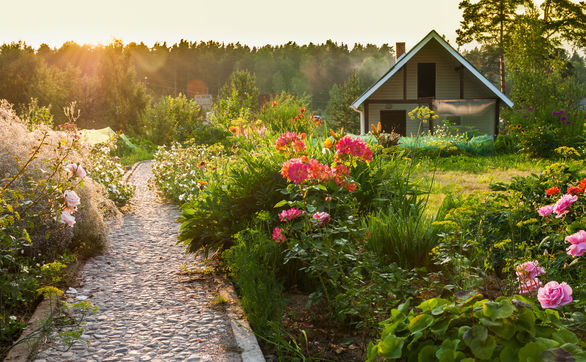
416, 153, 555, 174
119, 147, 154, 166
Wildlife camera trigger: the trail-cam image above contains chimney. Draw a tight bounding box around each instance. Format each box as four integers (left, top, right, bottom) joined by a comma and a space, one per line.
396, 42, 406, 60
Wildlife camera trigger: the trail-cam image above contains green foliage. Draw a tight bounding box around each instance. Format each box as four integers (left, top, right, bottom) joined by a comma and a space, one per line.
212, 70, 259, 127
505, 13, 585, 112
136, 93, 204, 145
97, 41, 150, 132
367, 295, 586, 361
223, 222, 285, 335
177, 147, 287, 256
18, 98, 54, 130
258, 93, 314, 134
364, 205, 439, 269
326, 71, 364, 133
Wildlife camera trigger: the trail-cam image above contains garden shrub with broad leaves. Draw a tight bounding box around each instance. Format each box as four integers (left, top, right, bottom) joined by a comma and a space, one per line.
366, 294, 585, 361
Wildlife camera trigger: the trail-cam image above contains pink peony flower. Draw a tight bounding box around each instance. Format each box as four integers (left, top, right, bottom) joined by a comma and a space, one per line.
63, 190, 81, 209
60, 211, 76, 227
518, 278, 542, 294
335, 136, 372, 162
312, 211, 330, 225
272, 227, 285, 243
287, 161, 309, 184
553, 194, 578, 218
516, 261, 545, 279
278, 208, 304, 222
565, 230, 586, 257
66, 163, 87, 178
538, 205, 554, 217
537, 281, 573, 308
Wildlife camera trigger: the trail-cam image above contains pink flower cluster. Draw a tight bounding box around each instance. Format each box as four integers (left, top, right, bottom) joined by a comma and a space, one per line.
565, 230, 586, 257
335, 136, 373, 163
514, 260, 573, 309
275, 132, 307, 154
60, 164, 86, 227
280, 157, 356, 192
272, 227, 285, 243
312, 211, 330, 225
278, 208, 304, 222
538, 193, 578, 218
516, 261, 545, 294
61, 190, 81, 227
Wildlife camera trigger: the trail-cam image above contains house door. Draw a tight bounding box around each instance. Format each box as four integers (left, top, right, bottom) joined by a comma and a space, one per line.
380, 110, 406, 136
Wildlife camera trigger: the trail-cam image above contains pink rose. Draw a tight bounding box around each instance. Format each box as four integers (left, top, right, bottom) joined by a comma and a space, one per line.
278, 208, 304, 222
566, 230, 586, 257
60, 211, 76, 227
518, 278, 542, 294
553, 194, 578, 218
516, 261, 545, 279
66, 163, 87, 178
537, 281, 573, 308
537, 205, 554, 217
312, 211, 330, 225
64, 190, 81, 209
272, 227, 285, 243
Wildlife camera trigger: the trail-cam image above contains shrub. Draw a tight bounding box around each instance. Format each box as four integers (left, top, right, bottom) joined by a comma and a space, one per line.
137, 93, 204, 145
367, 294, 585, 361
257, 93, 315, 134
223, 221, 285, 335
211, 70, 259, 127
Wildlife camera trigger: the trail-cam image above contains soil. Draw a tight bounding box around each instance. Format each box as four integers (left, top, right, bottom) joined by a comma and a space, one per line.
260, 293, 371, 361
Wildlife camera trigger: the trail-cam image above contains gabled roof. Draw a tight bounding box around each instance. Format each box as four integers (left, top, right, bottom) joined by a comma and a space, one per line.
351, 30, 514, 108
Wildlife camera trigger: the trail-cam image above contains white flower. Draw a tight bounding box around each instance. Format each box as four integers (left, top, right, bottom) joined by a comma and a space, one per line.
64, 190, 81, 209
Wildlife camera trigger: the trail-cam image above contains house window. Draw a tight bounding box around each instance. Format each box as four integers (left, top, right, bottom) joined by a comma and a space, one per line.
417, 63, 436, 98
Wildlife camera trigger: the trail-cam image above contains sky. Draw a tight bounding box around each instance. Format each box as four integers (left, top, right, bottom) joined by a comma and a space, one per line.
1, 0, 478, 51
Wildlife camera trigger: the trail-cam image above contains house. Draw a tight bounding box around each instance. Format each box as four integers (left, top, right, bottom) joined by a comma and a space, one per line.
351, 30, 513, 136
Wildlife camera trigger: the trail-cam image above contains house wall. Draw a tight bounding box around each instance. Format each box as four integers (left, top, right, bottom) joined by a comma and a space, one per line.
366, 103, 430, 136
364, 38, 498, 135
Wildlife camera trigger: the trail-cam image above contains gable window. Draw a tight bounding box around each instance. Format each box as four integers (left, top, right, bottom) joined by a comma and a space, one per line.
417, 63, 436, 98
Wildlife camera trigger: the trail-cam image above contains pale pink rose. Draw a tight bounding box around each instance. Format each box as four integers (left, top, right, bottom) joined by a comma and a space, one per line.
66, 163, 87, 178
537, 281, 573, 308
553, 194, 578, 218
565, 230, 586, 257
60, 211, 76, 227
518, 277, 542, 294
516, 261, 545, 279
312, 211, 330, 225
63, 190, 81, 209
537, 205, 554, 217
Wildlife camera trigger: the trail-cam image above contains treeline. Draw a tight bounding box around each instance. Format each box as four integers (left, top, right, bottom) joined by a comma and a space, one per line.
0, 39, 394, 130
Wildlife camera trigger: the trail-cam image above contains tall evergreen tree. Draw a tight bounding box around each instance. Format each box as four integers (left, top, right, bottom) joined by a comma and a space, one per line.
457, 0, 527, 93
326, 72, 364, 133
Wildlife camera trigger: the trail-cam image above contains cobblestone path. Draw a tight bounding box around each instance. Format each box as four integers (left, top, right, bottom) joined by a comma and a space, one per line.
35, 162, 241, 362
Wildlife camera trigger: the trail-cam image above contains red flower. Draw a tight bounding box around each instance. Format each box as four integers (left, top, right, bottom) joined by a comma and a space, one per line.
546, 187, 560, 195
567, 186, 583, 196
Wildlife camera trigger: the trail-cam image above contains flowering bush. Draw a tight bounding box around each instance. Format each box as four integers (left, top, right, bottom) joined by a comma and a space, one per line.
152, 143, 230, 203
86, 142, 135, 207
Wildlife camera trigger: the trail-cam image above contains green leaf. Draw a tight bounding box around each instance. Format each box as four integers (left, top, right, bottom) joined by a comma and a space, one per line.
499, 343, 518, 362
463, 326, 496, 360
483, 300, 514, 320
552, 328, 578, 345
490, 318, 515, 339
417, 298, 451, 313
436, 339, 460, 362
377, 335, 404, 359
408, 314, 435, 334
519, 341, 547, 362
273, 200, 288, 208
314, 184, 327, 191
418, 345, 438, 362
